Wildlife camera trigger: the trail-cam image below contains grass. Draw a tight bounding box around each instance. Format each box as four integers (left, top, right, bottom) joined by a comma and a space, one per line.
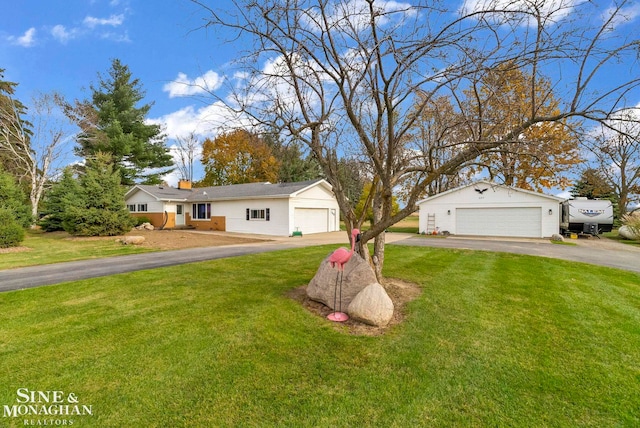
341, 215, 420, 234
0, 230, 152, 270
602, 230, 640, 248
388, 214, 419, 234
1, 245, 639, 427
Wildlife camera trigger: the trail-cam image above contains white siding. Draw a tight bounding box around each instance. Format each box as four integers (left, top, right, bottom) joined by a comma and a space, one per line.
213, 199, 291, 236
125, 190, 164, 213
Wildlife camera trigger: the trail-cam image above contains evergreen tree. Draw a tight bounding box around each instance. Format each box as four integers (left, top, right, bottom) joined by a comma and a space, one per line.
67, 59, 173, 185
63, 153, 134, 236
264, 134, 322, 182
38, 167, 81, 232
0, 208, 25, 248
0, 68, 32, 181
336, 158, 366, 209
571, 168, 615, 199
0, 168, 31, 228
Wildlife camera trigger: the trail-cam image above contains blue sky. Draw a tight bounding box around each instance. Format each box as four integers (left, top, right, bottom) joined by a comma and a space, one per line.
1, 0, 236, 183
2, 0, 639, 195
1, 0, 231, 134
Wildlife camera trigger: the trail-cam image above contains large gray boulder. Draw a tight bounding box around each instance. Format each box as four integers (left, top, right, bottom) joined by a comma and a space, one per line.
551, 233, 564, 242
619, 225, 640, 240
348, 283, 394, 327
307, 252, 377, 310
118, 236, 146, 245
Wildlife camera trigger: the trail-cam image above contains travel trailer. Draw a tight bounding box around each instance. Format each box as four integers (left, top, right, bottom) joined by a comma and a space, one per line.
560, 198, 614, 235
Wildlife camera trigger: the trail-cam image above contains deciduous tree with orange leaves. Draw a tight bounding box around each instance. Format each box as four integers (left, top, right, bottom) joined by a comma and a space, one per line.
464, 62, 583, 191
199, 129, 280, 186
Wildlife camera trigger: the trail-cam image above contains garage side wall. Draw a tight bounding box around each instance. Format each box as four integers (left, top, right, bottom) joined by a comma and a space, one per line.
419, 185, 561, 238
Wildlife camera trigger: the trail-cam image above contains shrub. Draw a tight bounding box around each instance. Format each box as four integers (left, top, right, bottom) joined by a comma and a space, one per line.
0, 170, 32, 228
133, 216, 152, 226
0, 208, 25, 248
621, 211, 640, 239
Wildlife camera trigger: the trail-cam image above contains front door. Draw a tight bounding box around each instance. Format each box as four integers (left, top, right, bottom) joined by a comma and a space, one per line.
176, 204, 185, 226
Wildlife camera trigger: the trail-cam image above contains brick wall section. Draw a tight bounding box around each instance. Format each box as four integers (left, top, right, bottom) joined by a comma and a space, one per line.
185, 215, 226, 231
131, 212, 175, 229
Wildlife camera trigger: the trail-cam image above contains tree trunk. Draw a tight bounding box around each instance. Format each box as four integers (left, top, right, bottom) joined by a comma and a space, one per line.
372, 231, 385, 281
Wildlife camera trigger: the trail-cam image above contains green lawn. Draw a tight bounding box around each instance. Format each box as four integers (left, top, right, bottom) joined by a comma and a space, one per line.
0, 231, 153, 270
1, 245, 639, 427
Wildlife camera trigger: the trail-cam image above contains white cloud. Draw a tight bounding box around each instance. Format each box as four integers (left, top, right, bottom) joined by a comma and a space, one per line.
150, 102, 254, 185
301, 0, 416, 34
148, 102, 243, 140
83, 14, 125, 29
459, 0, 578, 26
163, 71, 225, 98
99, 31, 131, 43
602, 3, 640, 27
51, 25, 78, 44
9, 27, 37, 47
47, 13, 127, 45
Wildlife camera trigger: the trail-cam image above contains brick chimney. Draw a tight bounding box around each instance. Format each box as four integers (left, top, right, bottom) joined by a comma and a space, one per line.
178, 180, 192, 190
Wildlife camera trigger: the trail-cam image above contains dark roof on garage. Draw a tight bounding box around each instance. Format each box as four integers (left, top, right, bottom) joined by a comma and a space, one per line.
126, 179, 332, 202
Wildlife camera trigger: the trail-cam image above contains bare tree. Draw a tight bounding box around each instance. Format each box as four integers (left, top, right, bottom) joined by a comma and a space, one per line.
191, 0, 640, 279
584, 110, 640, 213
173, 132, 200, 182
0, 92, 73, 227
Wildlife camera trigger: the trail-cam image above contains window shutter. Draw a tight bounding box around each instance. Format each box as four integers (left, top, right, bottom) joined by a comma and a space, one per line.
266, 208, 270, 221
246, 208, 250, 221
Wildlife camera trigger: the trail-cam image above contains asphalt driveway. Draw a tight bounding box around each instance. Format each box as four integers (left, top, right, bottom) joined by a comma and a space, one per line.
393, 235, 640, 274
0, 232, 638, 293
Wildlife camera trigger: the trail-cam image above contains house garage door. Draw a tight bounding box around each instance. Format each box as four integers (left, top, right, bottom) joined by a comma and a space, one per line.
294, 208, 329, 234
456, 207, 542, 237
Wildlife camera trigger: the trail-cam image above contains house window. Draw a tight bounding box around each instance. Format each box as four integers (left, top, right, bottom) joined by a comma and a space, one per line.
192, 203, 211, 220
127, 204, 136, 212
246, 208, 270, 221
137, 204, 147, 212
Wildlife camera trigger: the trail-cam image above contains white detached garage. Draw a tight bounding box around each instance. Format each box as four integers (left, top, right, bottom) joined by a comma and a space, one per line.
418, 181, 564, 238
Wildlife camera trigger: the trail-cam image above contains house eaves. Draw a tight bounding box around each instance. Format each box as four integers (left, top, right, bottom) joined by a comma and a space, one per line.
126, 185, 190, 202
127, 179, 332, 203
185, 179, 329, 202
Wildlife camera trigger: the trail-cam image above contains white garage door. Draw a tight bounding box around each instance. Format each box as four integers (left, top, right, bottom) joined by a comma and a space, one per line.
456, 207, 542, 237
294, 208, 329, 234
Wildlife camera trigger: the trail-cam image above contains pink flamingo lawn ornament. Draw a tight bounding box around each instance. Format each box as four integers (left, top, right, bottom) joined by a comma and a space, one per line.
327, 228, 361, 322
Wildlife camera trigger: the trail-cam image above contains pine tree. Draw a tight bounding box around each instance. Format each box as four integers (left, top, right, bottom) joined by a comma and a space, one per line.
63, 153, 134, 236
68, 59, 173, 185
38, 167, 81, 232
0, 168, 31, 228
571, 168, 615, 199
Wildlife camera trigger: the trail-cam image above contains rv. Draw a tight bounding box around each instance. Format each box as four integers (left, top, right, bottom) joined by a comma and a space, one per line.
560, 198, 614, 235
